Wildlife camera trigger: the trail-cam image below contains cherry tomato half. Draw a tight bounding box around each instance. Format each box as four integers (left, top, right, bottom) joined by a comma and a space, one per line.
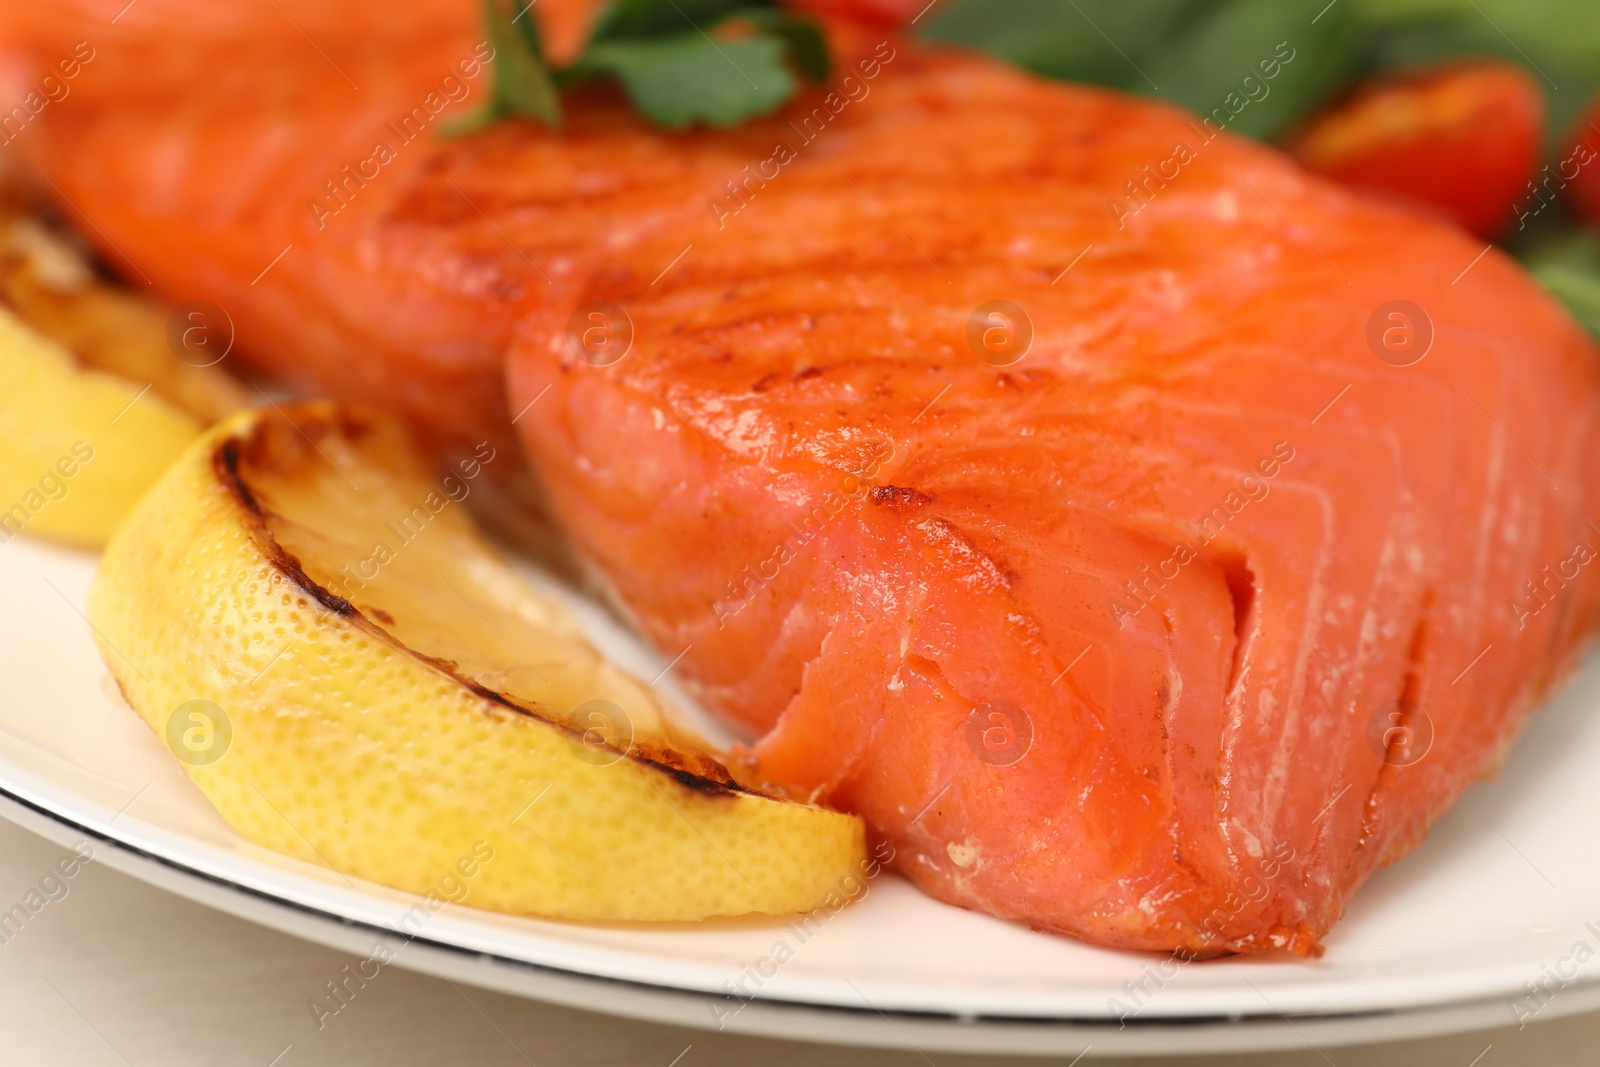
1566, 95, 1600, 226
1286, 60, 1544, 239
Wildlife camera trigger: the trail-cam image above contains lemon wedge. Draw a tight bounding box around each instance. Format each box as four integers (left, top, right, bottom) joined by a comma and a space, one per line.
0, 305, 201, 548
0, 209, 251, 423
88, 401, 866, 921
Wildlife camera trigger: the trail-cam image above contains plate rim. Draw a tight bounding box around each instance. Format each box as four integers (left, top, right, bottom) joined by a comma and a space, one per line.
1, 783, 1589, 1058
9, 538, 1600, 1056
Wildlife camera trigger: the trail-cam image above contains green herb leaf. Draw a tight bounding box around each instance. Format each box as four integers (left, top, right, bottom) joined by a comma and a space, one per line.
1357, 0, 1600, 151
445, 0, 561, 134
452, 0, 828, 133
917, 0, 1361, 140
576, 32, 799, 129
590, 0, 754, 40
917, 0, 1197, 91
1354, 0, 1600, 78
1519, 228, 1600, 339
1537, 263, 1600, 338
1140, 0, 1364, 140
739, 9, 833, 83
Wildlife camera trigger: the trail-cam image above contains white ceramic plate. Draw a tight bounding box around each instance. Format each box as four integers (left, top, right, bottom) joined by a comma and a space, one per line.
3, 532, 1600, 1058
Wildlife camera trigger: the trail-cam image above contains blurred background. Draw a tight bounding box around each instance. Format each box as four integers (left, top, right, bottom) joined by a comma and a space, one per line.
915, 0, 1600, 335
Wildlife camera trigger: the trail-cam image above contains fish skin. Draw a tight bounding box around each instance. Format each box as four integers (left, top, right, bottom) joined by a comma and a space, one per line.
4, 7, 1599, 955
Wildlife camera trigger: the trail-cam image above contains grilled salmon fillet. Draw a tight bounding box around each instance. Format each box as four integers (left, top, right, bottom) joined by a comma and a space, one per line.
504, 56, 1600, 955
7, 3, 1600, 955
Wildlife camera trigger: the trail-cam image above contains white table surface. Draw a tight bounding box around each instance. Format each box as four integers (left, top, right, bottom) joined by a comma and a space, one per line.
0, 819, 1592, 1066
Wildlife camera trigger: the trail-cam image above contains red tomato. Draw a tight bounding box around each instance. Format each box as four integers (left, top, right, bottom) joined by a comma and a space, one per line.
1286, 61, 1544, 239
783, 0, 927, 26
1567, 96, 1600, 225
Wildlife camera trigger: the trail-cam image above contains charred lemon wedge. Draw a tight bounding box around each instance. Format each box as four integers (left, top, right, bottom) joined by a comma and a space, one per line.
0, 204, 251, 423
0, 304, 202, 548
88, 401, 866, 921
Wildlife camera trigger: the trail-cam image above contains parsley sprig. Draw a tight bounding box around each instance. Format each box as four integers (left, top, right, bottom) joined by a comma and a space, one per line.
456, 0, 831, 132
